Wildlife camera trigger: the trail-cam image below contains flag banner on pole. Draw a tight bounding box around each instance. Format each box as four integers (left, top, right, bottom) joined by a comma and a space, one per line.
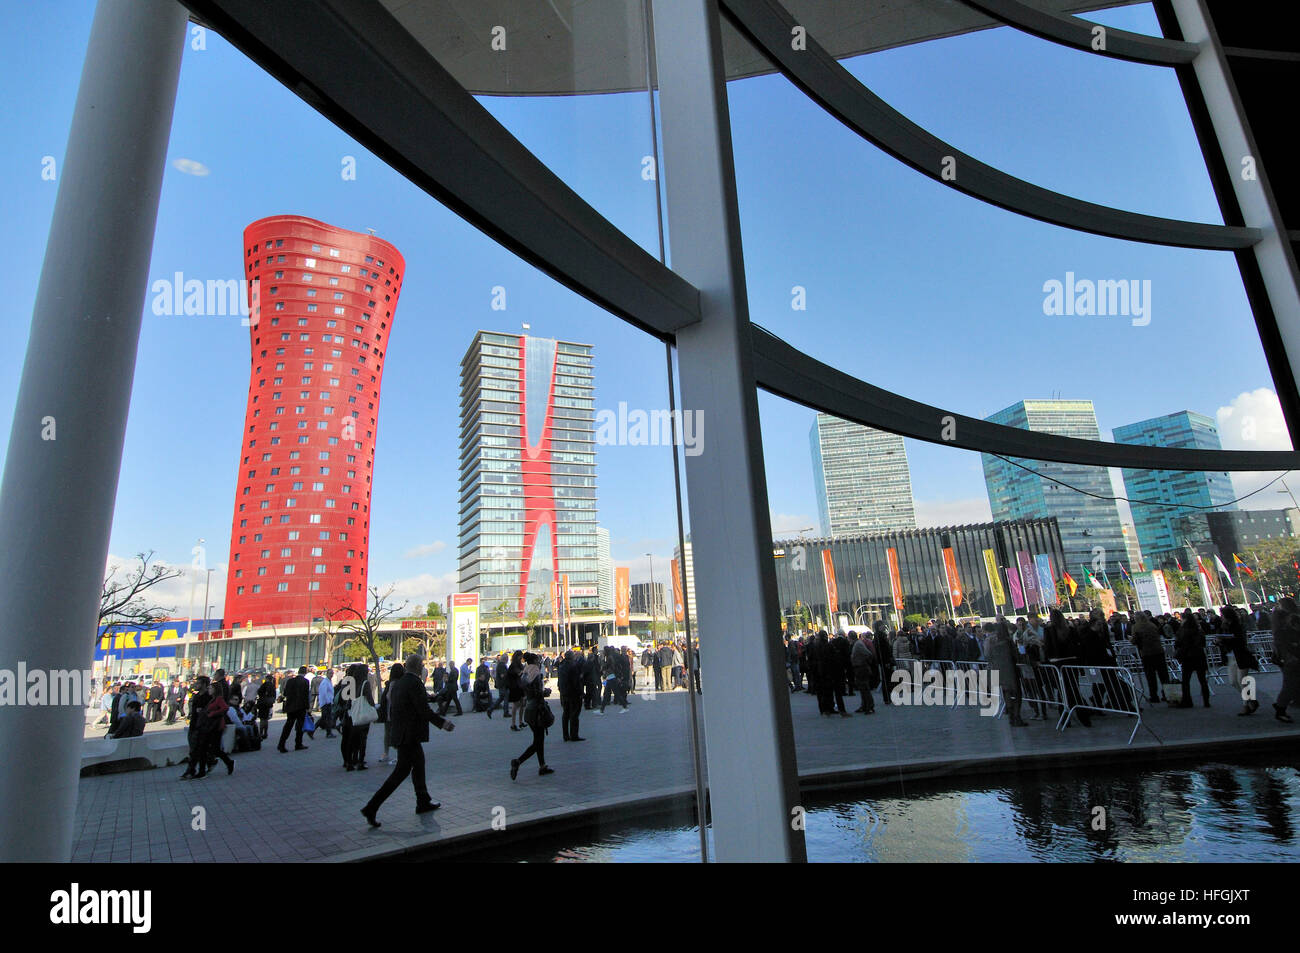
614, 567, 630, 627
942, 548, 964, 608
670, 558, 685, 623
1214, 554, 1235, 582
1062, 571, 1078, 598
1175, 557, 1184, 572
1034, 554, 1057, 606
886, 548, 905, 613
1083, 566, 1105, 590
982, 549, 1005, 605
1119, 562, 1132, 583
562, 573, 570, 623
1007, 566, 1025, 610
550, 573, 559, 625
1233, 553, 1254, 577
1195, 556, 1216, 608
821, 549, 839, 620
1017, 551, 1040, 604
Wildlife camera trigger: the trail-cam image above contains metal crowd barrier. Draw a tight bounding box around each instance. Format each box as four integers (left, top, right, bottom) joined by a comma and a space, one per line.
892, 659, 990, 709
1016, 662, 1068, 727
1247, 633, 1277, 672
1058, 665, 1155, 745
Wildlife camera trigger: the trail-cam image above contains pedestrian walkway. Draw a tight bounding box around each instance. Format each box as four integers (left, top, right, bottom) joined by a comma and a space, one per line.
72, 674, 1297, 862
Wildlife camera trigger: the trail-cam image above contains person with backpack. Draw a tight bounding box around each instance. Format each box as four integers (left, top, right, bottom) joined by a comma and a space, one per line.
510, 654, 555, 781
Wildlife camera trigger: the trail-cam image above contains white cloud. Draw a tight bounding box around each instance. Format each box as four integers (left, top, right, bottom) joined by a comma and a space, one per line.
172, 157, 209, 176
770, 512, 816, 535
913, 497, 992, 528
374, 571, 460, 612
104, 553, 227, 620
1216, 389, 1294, 510
1216, 388, 1289, 451
402, 540, 447, 559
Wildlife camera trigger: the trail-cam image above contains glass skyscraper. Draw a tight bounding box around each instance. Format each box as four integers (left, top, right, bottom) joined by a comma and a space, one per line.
981, 400, 1126, 580
458, 331, 598, 619
810, 414, 916, 537
1113, 411, 1237, 565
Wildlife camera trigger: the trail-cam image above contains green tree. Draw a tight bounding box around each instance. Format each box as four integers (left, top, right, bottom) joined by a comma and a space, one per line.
426, 600, 444, 619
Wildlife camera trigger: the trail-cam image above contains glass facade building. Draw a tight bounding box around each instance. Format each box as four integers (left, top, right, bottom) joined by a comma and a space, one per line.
458, 331, 599, 618
1113, 411, 1237, 565
810, 413, 916, 536
773, 518, 1065, 628
981, 400, 1126, 581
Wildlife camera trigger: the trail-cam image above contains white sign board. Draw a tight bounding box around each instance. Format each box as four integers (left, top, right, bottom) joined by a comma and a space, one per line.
448, 593, 480, 674
1133, 570, 1173, 615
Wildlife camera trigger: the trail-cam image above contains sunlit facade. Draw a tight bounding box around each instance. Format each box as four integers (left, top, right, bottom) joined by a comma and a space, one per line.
458, 331, 599, 618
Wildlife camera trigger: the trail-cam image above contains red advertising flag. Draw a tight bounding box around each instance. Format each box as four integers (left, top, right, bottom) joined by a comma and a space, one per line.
943, 547, 964, 608
562, 573, 571, 621
886, 547, 905, 613
615, 567, 630, 628
670, 558, 685, 623
821, 549, 839, 621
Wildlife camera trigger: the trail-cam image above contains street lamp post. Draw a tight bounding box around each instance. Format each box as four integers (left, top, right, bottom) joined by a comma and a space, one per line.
646, 553, 657, 640
198, 569, 213, 674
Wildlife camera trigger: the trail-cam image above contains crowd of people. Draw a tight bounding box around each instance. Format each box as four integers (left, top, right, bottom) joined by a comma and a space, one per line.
783, 600, 1299, 729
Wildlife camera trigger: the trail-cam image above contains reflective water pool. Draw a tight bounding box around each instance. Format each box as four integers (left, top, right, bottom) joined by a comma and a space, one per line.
467, 757, 1300, 862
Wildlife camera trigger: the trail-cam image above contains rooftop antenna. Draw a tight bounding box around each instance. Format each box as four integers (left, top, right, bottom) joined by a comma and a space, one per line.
366, 226, 376, 235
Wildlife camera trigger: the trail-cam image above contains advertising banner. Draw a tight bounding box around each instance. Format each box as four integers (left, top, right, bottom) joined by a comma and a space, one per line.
448, 593, 479, 670
1099, 588, 1118, 617
942, 548, 963, 608
1007, 566, 1025, 610
670, 558, 685, 623
886, 548, 904, 613
1133, 570, 1173, 615
1017, 550, 1040, 605
821, 549, 840, 619
982, 549, 1005, 606
615, 567, 630, 628
1035, 554, 1058, 607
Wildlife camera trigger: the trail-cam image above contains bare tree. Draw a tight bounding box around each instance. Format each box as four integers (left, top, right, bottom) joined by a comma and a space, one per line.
97, 551, 183, 643
329, 584, 408, 677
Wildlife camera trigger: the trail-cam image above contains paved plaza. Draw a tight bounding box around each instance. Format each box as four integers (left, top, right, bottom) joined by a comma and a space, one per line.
73, 672, 1299, 862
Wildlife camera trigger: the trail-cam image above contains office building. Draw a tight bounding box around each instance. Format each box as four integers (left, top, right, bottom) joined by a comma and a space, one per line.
458, 331, 599, 617
811, 414, 916, 536
981, 400, 1126, 579
1113, 411, 1237, 564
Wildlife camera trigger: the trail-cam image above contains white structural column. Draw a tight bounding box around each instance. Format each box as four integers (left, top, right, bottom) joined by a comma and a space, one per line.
651, 0, 806, 861
0, 0, 187, 860
1170, 1, 1300, 400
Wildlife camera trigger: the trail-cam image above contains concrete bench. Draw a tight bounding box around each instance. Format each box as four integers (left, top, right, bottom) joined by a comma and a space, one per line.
80, 733, 191, 776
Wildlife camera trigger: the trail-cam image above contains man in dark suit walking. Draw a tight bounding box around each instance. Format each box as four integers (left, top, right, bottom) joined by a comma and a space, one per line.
361, 654, 455, 826
277, 665, 311, 752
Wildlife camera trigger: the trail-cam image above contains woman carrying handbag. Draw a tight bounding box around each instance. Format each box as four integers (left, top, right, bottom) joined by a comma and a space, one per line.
337, 662, 378, 770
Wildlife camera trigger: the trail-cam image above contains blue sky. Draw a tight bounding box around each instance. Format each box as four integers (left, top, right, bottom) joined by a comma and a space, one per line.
1, 1, 1289, 617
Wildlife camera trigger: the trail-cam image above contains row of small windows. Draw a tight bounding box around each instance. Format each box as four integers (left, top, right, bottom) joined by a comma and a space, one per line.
237, 530, 353, 544
235, 581, 355, 595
